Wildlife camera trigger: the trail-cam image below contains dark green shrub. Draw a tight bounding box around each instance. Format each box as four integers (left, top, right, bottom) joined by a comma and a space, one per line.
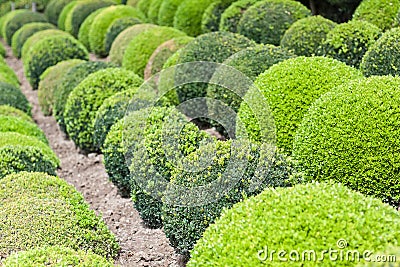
321, 20, 381, 68
11, 22, 55, 58
201, 0, 236, 33
353, 0, 400, 31
237, 0, 310, 45
158, 0, 181, 26
122, 26, 186, 77
0, 63, 19, 86
88, 5, 146, 57
64, 68, 143, 152
0, 82, 31, 115
54, 61, 115, 134
0, 105, 33, 122
38, 59, 85, 116
280, 15, 337, 56
147, 0, 163, 23
44, 0, 71, 25
0, 9, 26, 38
137, 0, 153, 16
78, 7, 106, 49
0, 42, 5, 57
361, 28, 400, 77
219, 0, 258, 33
188, 182, 400, 266
23, 34, 89, 89
0, 133, 59, 178
104, 17, 142, 54
4, 11, 47, 45
57, 1, 78, 30
0, 171, 119, 258
173, 0, 216, 36
0, 115, 48, 144
293, 76, 400, 208
237, 56, 362, 154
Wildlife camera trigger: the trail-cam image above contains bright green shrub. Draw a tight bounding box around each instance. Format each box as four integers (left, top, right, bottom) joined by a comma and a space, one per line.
293, 76, 400, 207
219, 0, 258, 33
64, 68, 143, 152
173, 0, 216, 36
11, 22, 55, 58
201, 0, 236, 33
23, 34, 89, 89
77, 7, 106, 49
188, 182, 400, 266
54, 61, 115, 133
280, 15, 337, 56
0, 105, 33, 122
122, 26, 186, 77
137, 0, 153, 15
57, 1, 78, 30
353, 0, 400, 31
0, 133, 59, 178
4, 11, 47, 45
88, 5, 145, 57
158, 0, 181, 26
358, 247, 400, 267
0, 63, 19, 86
147, 0, 163, 23
0, 73, 19, 88
38, 59, 85, 116
0, 82, 31, 115
237, 56, 362, 154
0, 42, 5, 57
0, 115, 48, 144
44, 0, 71, 25
321, 20, 381, 68
361, 28, 400, 77
0, 172, 119, 258
109, 23, 157, 66
104, 17, 142, 54
0, 9, 25, 38
238, 0, 311, 45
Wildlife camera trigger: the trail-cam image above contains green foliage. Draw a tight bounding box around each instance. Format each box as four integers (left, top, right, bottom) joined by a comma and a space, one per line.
293, 76, 400, 208
147, 0, 163, 23
104, 17, 142, 54
158, 0, 181, 26
0, 105, 33, 122
44, 0, 71, 25
237, 56, 362, 154
201, 0, 236, 33
23, 34, 89, 90
353, 0, 400, 31
173, 0, 216, 36
57, 1, 78, 30
137, 0, 153, 15
127, 0, 140, 6
0, 115, 48, 144
64, 68, 143, 152
321, 20, 381, 68
219, 0, 258, 33
188, 182, 400, 266
4, 11, 47, 45
0, 172, 119, 258
78, 7, 106, 49
238, 0, 310, 45
38, 59, 85, 116
280, 15, 337, 57
0, 63, 19, 86
21, 29, 68, 60
0, 9, 25, 38
0, 42, 4, 57
0, 82, 31, 115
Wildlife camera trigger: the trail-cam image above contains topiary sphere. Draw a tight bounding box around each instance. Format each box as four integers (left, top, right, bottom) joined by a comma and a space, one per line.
44, 0, 71, 25
0, 63, 20, 87
4, 11, 47, 45
201, 0, 236, 33
158, 0, 182, 27
361, 27, 400, 77
0, 73, 19, 88
353, 0, 400, 31
0, 105, 33, 122
78, 7, 106, 49
280, 15, 337, 57
321, 20, 382, 68
137, 0, 154, 15
0, 10, 26, 39
219, 0, 259, 33
237, 56, 362, 154
147, 0, 163, 23
188, 182, 400, 266
122, 26, 187, 77
0, 115, 48, 144
237, 0, 311, 45
293, 76, 400, 208
0, 82, 31, 115
173, 0, 217, 36
64, 68, 143, 152
57, 1, 78, 30
104, 17, 142, 54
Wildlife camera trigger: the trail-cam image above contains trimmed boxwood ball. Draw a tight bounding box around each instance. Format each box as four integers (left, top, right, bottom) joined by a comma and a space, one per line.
38, 59, 85, 116
104, 17, 142, 54
4, 11, 47, 45
58, 1, 78, 30
280, 15, 337, 57
293, 76, 400, 208
237, 56, 362, 154
88, 5, 146, 57
0, 172, 119, 258
0, 10, 26, 38
64, 68, 143, 152
158, 0, 182, 26
122, 26, 187, 77
188, 182, 400, 266
201, 0, 236, 33
137, 0, 153, 16
78, 8, 106, 49
0, 133, 59, 178
23, 34, 89, 90
353, 0, 400, 31
321, 20, 381, 68
0, 64, 20, 86
238, 0, 311, 45
0, 115, 48, 144
0, 82, 31, 115
173, 0, 217, 36
0, 105, 33, 122
11, 22, 55, 58
219, 0, 258, 33
147, 0, 163, 23
3, 246, 114, 267
45, 0, 72, 25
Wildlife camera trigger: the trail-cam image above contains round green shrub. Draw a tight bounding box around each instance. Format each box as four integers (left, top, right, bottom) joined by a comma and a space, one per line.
147, 0, 163, 23
64, 0, 115, 38
122, 26, 186, 77
237, 56, 362, 154
0, 9, 26, 38
4, 11, 47, 45
0, 115, 48, 144
57, 1, 78, 30
0, 73, 19, 88
109, 23, 157, 66
0, 42, 5, 57
44, 0, 71, 25
78, 7, 106, 49
188, 182, 400, 266
293, 76, 400, 208
321, 20, 381, 68
11, 22, 55, 58
201, 0, 236, 33
54, 61, 115, 134
0, 105, 33, 122
38, 59, 85, 116
3, 246, 114, 267
0, 82, 31, 115
353, 0, 400, 31
0, 133, 59, 178
23, 34, 89, 90
64, 68, 143, 152
361, 28, 400, 77
104, 17, 142, 54
158, 0, 181, 27
137, 0, 153, 16
0, 63, 20, 86
238, 0, 311, 45
173, 0, 217, 36
88, 5, 146, 57
280, 15, 337, 57
219, 0, 258, 33
0, 171, 119, 258
358, 247, 400, 267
